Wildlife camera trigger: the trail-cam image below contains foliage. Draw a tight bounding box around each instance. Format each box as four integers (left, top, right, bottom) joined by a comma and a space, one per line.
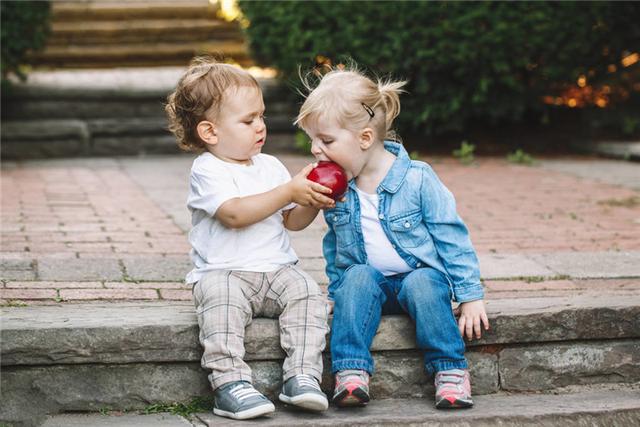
452, 141, 475, 165
238, 1, 640, 138
506, 149, 534, 165
1, 299, 28, 307
1, 1, 51, 81
143, 397, 213, 417
598, 196, 640, 208
295, 129, 312, 153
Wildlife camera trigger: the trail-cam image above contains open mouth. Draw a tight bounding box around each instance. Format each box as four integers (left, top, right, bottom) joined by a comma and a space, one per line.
256, 137, 265, 145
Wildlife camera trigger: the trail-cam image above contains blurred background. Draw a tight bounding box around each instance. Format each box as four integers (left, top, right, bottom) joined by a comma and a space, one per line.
1, 0, 639, 159
2, 4, 640, 423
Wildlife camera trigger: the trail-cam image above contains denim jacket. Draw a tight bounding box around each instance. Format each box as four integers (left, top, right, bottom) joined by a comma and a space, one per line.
322, 141, 484, 303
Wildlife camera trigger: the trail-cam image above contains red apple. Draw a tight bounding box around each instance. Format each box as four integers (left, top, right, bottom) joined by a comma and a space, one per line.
307, 161, 348, 201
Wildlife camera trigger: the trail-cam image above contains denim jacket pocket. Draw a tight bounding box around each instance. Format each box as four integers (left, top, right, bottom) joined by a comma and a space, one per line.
326, 209, 356, 248
389, 211, 429, 248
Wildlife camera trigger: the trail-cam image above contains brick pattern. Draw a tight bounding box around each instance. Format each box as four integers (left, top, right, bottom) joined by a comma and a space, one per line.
3, 278, 637, 305
430, 158, 640, 254
2, 156, 639, 304
1, 164, 189, 259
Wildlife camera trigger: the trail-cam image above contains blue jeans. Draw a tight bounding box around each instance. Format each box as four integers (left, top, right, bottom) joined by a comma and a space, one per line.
330, 264, 467, 376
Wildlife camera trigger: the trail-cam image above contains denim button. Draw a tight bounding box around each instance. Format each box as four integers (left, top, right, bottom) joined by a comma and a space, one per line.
404, 221, 411, 228
416, 262, 422, 267
333, 215, 337, 221
378, 213, 385, 220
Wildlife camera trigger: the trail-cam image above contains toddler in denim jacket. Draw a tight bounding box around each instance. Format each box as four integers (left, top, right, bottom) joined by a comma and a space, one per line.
295, 65, 490, 409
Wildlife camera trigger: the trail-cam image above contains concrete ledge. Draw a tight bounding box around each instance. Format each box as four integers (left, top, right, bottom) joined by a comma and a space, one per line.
587, 141, 640, 161
3, 295, 639, 366
2, 296, 639, 425
1, 75, 298, 159
43, 413, 195, 427
34, 388, 640, 427
3, 252, 640, 286
196, 388, 640, 427
478, 251, 640, 280
2, 75, 289, 102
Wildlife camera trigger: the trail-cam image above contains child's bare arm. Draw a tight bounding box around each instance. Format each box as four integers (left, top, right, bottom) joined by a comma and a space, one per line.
283, 205, 321, 231
216, 164, 333, 229
453, 299, 490, 341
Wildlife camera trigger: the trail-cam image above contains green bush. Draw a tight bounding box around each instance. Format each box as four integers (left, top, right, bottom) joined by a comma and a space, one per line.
452, 141, 475, 165
1, 1, 51, 81
506, 149, 535, 166
238, 1, 639, 137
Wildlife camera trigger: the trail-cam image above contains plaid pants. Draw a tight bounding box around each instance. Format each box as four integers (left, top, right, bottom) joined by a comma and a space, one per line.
193, 264, 329, 390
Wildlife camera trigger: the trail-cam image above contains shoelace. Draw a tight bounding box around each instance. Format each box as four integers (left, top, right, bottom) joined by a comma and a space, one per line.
229, 384, 262, 402
435, 372, 465, 394
296, 374, 321, 391
336, 370, 368, 387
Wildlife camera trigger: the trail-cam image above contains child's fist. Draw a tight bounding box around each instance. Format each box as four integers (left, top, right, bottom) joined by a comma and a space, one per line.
454, 299, 490, 341
288, 163, 335, 209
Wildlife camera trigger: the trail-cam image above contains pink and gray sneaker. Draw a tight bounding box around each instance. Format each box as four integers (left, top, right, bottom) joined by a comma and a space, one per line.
434, 369, 473, 409
332, 369, 370, 407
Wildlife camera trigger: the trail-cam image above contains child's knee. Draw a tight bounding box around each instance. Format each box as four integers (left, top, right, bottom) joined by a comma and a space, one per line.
401, 269, 451, 304
332, 264, 382, 298
281, 277, 323, 303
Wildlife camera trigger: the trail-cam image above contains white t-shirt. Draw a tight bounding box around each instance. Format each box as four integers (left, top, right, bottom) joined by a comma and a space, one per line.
185, 152, 298, 284
356, 187, 412, 277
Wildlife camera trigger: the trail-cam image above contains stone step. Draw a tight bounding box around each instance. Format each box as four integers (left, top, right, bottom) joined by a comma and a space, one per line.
0, 120, 296, 159
36, 1, 250, 69
2, 295, 639, 424
47, 19, 244, 46
585, 141, 640, 162
51, 1, 219, 22
32, 387, 640, 427
2, 75, 299, 159
28, 40, 252, 69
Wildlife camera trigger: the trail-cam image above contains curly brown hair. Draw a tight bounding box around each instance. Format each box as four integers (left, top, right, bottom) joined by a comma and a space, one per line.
165, 57, 262, 152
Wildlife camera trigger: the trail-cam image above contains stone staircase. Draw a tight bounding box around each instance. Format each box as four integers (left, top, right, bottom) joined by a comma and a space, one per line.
38, 392, 640, 426
2, 295, 639, 426
1, 68, 299, 159
27, 0, 251, 69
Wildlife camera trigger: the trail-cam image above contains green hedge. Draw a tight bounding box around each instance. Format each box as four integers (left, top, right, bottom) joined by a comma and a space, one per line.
1, 1, 51, 81
238, 1, 639, 136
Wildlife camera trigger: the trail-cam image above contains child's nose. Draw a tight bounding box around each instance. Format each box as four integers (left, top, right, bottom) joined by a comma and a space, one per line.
310, 142, 326, 159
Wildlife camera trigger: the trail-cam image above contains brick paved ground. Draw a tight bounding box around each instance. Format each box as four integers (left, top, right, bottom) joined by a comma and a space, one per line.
1, 153, 638, 304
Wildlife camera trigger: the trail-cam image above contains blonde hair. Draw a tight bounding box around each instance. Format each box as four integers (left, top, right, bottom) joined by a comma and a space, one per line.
295, 65, 406, 142
165, 57, 261, 152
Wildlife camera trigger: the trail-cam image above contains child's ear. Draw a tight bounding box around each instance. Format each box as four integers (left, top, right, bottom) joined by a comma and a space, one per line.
197, 120, 217, 145
359, 128, 375, 150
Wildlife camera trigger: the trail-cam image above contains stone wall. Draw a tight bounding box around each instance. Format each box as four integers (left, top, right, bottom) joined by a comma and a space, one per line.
2, 297, 639, 425
1, 78, 299, 159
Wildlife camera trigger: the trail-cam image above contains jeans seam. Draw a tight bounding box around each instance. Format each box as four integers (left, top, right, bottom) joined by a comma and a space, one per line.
426, 359, 468, 375
332, 358, 374, 375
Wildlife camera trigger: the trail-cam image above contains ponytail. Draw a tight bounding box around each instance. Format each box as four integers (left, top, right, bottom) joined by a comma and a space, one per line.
378, 80, 406, 130
377, 79, 407, 140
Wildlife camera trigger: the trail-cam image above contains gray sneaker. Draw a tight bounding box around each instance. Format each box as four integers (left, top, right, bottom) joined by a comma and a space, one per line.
213, 381, 275, 420
279, 374, 329, 411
